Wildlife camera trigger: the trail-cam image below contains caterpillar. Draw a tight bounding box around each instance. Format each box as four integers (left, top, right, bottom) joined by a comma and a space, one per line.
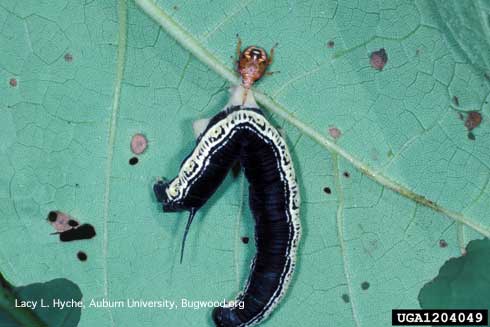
154, 40, 300, 326
153, 84, 300, 326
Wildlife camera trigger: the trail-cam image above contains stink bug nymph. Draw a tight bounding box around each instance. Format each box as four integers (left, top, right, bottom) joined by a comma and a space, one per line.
236, 35, 276, 104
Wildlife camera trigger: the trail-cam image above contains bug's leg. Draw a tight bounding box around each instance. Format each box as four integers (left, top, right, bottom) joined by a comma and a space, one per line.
236, 33, 242, 59
180, 207, 197, 264
264, 70, 280, 76
268, 42, 278, 65
235, 34, 243, 72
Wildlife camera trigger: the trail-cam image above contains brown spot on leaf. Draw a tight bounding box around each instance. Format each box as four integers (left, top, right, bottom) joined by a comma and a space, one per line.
47, 211, 79, 233
328, 127, 341, 139
370, 48, 388, 71
131, 133, 148, 155
9, 78, 17, 87
439, 239, 448, 248
465, 111, 482, 131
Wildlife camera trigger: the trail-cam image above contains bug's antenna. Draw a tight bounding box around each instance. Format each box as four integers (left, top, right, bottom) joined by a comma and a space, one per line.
180, 207, 197, 264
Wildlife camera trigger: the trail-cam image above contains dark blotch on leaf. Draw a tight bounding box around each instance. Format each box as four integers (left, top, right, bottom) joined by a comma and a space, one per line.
59, 224, 96, 242
468, 132, 475, 141
439, 239, 448, 248
343, 171, 350, 178
129, 157, 139, 165
64, 53, 73, 62
341, 293, 350, 303
241, 237, 250, 244
68, 219, 79, 227
323, 187, 332, 194
452, 96, 459, 107
327, 40, 335, 48
47, 211, 58, 222
370, 48, 388, 71
9, 78, 17, 87
361, 281, 370, 290
77, 251, 87, 261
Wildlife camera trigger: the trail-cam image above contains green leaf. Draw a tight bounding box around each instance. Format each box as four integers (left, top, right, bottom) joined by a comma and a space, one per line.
418, 238, 490, 309
0, 273, 82, 326
1, 0, 489, 326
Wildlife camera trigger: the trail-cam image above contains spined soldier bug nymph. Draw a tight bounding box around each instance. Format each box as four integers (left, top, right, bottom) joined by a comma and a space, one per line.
236, 35, 277, 104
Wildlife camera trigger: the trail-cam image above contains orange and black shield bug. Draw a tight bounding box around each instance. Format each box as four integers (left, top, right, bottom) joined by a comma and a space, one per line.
235, 35, 277, 104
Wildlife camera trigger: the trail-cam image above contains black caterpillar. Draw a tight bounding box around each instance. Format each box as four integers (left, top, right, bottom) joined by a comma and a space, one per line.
153, 86, 301, 326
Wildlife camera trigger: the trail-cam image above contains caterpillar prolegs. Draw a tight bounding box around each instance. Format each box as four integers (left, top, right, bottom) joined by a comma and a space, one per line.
153, 86, 301, 326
